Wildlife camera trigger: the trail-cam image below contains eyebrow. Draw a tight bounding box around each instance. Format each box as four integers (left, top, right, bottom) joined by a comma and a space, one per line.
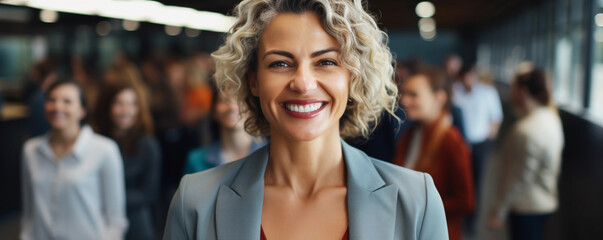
262, 47, 339, 60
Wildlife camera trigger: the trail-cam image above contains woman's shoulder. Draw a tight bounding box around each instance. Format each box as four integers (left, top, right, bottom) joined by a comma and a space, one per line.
370, 159, 432, 191
23, 135, 46, 152
89, 132, 119, 151
368, 158, 444, 216
176, 156, 248, 206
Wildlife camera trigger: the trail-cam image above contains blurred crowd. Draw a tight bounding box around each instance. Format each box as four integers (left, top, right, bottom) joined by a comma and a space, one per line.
9, 50, 563, 240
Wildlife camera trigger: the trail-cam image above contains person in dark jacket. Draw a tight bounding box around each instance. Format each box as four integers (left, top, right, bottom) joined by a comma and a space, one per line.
95, 81, 161, 240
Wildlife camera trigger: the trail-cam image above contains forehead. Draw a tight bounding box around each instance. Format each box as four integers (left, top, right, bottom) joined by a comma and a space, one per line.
258, 12, 338, 53
50, 84, 80, 97
404, 75, 431, 89
117, 88, 136, 97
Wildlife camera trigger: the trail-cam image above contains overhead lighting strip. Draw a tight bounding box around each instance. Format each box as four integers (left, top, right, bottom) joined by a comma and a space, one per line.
0, 0, 236, 32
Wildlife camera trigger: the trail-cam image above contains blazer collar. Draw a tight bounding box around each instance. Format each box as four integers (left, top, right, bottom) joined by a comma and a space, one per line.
342, 139, 399, 240
215, 139, 398, 240
215, 145, 269, 239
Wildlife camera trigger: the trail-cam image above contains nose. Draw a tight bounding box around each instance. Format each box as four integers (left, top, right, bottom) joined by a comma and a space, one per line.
289, 64, 317, 93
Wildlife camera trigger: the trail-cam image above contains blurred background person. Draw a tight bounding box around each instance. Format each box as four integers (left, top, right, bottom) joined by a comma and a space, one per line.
441, 54, 468, 140
347, 59, 411, 162
395, 65, 475, 240
71, 55, 100, 118
453, 64, 503, 203
443, 54, 463, 82
24, 59, 58, 137
488, 64, 564, 240
94, 81, 161, 240
183, 86, 263, 175
21, 79, 127, 240
182, 53, 214, 146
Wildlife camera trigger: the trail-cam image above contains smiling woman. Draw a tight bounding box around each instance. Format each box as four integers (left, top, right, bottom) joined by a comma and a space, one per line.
163, 0, 448, 239
21, 79, 128, 240
93, 81, 161, 240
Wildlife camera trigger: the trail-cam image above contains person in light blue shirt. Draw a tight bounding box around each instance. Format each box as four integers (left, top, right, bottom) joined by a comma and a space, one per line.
452, 64, 503, 234
21, 79, 127, 240
183, 86, 264, 175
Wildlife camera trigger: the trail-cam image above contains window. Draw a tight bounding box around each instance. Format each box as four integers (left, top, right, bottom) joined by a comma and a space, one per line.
589, 2, 603, 123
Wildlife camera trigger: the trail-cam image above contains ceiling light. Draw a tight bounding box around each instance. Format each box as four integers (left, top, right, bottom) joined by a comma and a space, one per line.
596, 13, 603, 27
165, 25, 182, 36
418, 17, 436, 32
96, 21, 111, 36
185, 28, 201, 37
420, 30, 437, 41
415, 1, 435, 18
0, 0, 236, 32
39, 9, 58, 23
122, 20, 139, 31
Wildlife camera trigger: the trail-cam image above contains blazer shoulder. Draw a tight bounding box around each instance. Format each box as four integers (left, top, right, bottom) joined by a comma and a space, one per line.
370, 158, 435, 203
370, 158, 425, 184
177, 157, 247, 208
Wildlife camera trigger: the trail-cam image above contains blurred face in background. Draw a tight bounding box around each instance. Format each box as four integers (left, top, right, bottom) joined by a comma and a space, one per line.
400, 75, 446, 123
111, 88, 139, 131
461, 70, 478, 89
45, 84, 86, 131
213, 93, 243, 130
444, 56, 462, 77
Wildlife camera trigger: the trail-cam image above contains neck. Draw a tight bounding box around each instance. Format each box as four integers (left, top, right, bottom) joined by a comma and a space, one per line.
112, 128, 128, 139
419, 110, 442, 127
50, 124, 81, 146
220, 126, 254, 162
265, 129, 345, 198
516, 98, 540, 117
463, 82, 473, 92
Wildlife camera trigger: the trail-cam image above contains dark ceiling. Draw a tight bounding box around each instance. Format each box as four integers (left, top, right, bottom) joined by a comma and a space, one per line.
156, 0, 530, 30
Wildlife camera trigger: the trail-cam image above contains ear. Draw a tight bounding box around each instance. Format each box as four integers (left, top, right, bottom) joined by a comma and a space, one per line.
248, 71, 259, 97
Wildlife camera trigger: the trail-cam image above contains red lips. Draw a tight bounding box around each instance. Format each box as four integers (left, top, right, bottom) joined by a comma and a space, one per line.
281, 99, 328, 119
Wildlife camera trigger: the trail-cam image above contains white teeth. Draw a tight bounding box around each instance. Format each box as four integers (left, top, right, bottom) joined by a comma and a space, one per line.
285, 103, 323, 113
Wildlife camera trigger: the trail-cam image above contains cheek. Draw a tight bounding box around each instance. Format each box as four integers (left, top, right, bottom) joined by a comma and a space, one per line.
111, 105, 121, 118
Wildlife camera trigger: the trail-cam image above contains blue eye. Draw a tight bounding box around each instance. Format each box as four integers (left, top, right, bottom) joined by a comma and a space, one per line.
318, 59, 337, 66
269, 61, 290, 68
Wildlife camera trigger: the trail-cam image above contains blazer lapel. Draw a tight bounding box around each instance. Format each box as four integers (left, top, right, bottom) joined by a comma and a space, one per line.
215, 146, 269, 239
342, 140, 398, 240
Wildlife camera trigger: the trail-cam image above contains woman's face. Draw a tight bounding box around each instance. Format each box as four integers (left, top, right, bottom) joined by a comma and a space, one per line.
110, 88, 139, 131
45, 84, 86, 130
250, 12, 350, 141
214, 94, 243, 130
400, 75, 443, 122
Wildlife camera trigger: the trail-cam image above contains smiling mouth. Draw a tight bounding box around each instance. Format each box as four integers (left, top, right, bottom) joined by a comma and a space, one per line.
281, 101, 328, 119
284, 102, 325, 113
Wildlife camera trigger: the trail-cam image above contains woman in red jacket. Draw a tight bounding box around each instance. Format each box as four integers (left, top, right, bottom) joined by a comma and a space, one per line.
395, 65, 475, 240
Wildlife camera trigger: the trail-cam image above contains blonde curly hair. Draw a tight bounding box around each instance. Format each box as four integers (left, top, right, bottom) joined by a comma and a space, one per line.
212, 0, 398, 139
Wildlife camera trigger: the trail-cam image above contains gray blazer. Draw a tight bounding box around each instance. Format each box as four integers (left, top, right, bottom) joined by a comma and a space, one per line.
164, 140, 448, 240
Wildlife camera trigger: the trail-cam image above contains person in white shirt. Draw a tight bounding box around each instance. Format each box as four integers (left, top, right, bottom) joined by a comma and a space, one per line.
21, 79, 128, 240
452, 65, 503, 194
488, 64, 564, 240
452, 64, 503, 235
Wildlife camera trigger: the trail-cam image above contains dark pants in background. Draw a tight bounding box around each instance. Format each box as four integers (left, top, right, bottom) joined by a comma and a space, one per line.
464, 139, 493, 236
509, 212, 551, 240
471, 139, 493, 200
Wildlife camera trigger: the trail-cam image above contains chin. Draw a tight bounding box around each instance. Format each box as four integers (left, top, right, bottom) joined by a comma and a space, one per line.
281, 124, 330, 142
